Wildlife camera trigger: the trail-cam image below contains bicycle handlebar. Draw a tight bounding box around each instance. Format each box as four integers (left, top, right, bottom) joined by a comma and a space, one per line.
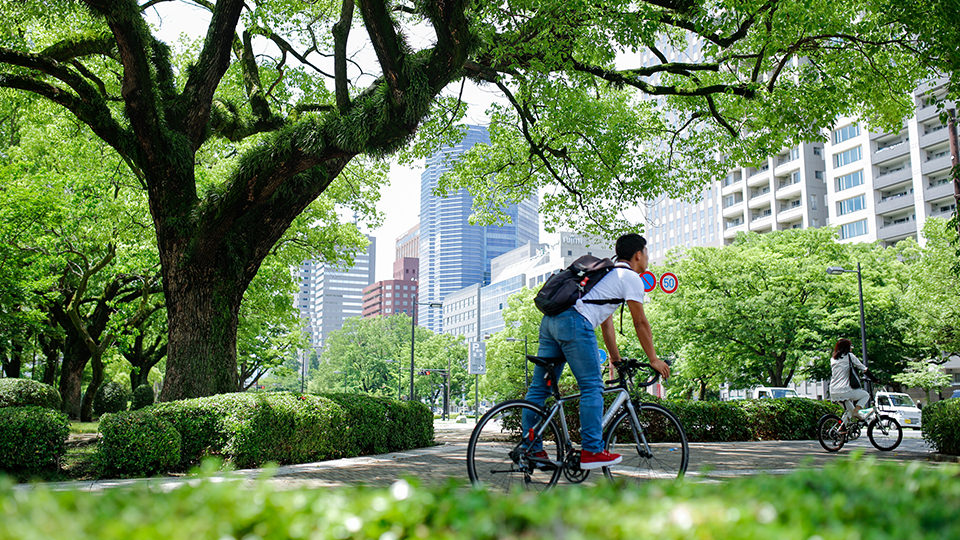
605, 357, 664, 389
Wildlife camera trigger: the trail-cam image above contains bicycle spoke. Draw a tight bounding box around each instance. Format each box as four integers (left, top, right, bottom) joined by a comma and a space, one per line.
466, 401, 562, 491
603, 403, 688, 485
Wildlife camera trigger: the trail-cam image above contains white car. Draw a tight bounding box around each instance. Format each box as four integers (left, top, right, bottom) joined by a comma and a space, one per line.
876, 391, 922, 429
754, 387, 800, 399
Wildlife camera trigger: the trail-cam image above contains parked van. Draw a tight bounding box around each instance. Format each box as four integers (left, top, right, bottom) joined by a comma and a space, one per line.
754, 387, 800, 399
876, 391, 922, 429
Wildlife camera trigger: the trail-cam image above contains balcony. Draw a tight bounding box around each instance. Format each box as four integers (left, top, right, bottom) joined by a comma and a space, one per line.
920, 128, 949, 150
877, 219, 917, 242
748, 192, 773, 210
922, 154, 952, 176
747, 169, 772, 187
873, 139, 910, 163
721, 180, 744, 196
925, 181, 956, 202
723, 223, 747, 239
875, 193, 916, 215
777, 203, 804, 222
721, 198, 745, 216
775, 179, 802, 198
915, 103, 941, 124
873, 166, 913, 190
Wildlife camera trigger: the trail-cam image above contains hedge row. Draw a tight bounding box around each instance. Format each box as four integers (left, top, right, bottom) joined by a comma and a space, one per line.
2, 458, 958, 540
0, 379, 61, 411
557, 395, 842, 443
99, 392, 433, 476
0, 406, 70, 472
922, 398, 960, 455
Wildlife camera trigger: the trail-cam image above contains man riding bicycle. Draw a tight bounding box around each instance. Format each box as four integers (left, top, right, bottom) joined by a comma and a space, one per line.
522, 233, 670, 470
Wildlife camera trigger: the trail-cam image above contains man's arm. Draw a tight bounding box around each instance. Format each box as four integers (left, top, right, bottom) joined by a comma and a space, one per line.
600, 316, 620, 379
627, 300, 670, 379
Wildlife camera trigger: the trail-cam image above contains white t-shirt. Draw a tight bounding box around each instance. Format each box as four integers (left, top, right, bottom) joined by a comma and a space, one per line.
829, 352, 867, 396
574, 263, 648, 328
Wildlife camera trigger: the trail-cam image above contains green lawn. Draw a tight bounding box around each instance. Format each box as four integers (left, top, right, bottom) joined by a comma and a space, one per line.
69, 421, 99, 434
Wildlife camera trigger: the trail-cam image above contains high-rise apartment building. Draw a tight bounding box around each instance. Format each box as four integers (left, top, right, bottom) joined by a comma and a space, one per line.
646, 78, 957, 263
419, 124, 539, 332
294, 236, 376, 354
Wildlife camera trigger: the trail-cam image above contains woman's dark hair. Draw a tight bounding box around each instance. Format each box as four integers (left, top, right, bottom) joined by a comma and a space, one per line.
615, 233, 647, 261
832, 338, 852, 359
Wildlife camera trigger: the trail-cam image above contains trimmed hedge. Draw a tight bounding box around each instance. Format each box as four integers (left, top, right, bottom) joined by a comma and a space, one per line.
97, 410, 181, 477
0, 378, 61, 411
1, 459, 958, 540
130, 385, 155, 410
0, 406, 70, 472
733, 398, 842, 440
557, 392, 843, 442
93, 381, 129, 417
922, 398, 960, 455
112, 392, 433, 474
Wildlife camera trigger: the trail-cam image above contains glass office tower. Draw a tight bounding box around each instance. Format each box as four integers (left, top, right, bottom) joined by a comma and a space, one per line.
418, 125, 539, 333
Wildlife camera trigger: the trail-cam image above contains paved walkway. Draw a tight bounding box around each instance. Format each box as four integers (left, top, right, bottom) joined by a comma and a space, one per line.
20, 421, 950, 493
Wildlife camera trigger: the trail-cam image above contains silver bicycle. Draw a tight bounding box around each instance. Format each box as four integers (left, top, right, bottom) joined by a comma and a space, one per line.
466, 356, 689, 491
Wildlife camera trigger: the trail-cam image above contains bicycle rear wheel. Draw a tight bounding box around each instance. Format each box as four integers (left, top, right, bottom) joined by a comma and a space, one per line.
602, 402, 688, 485
817, 414, 846, 452
466, 400, 562, 491
868, 415, 902, 451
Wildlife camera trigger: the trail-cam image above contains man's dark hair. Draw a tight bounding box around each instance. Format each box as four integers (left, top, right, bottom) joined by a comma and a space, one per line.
615, 233, 647, 261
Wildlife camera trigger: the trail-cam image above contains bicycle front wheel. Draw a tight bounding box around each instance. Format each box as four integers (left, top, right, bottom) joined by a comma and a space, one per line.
466, 400, 562, 491
817, 414, 846, 452
602, 402, 689, 485
868, 415, 902, 451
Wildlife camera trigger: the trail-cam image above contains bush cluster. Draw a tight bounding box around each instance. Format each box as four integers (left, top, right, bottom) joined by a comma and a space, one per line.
130, 385, 155, 410
0, 406, 70, 472
97, 410, 181, 476
1, 459, 958, 540
93, 381, 130, 417
922, 398, 960, 455
99, 392, 433, 475
0, 378, 61, 411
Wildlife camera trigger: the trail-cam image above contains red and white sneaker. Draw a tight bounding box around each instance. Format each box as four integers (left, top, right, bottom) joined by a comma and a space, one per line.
580, 449, 622, 470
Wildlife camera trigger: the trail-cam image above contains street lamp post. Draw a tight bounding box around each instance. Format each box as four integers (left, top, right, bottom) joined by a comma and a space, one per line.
505, 337, 529, 389
410, 301, 443, 401
827, 263, 869, 385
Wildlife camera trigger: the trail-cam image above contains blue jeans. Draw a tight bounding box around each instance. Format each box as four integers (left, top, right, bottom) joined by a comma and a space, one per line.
522, 308, 605, 453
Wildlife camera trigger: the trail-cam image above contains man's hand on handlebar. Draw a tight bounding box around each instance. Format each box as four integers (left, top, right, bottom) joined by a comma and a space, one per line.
650, 357, 670, 379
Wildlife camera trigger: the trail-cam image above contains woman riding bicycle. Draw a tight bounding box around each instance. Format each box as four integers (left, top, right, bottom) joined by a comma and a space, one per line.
829, 338, 870, 425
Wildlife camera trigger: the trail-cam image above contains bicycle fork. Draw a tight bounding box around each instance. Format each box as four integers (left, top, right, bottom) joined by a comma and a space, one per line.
602, 390, 653, 459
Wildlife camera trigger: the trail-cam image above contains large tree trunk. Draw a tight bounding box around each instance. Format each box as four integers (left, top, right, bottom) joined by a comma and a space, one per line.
79, 354, 104, 421
39, 333, 61, 386
158, 263, 244, 401
58, 338, 91, 419
2, 342, 22, 378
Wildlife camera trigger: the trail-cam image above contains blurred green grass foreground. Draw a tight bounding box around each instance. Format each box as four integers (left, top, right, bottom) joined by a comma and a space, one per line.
2, 457, 957, 540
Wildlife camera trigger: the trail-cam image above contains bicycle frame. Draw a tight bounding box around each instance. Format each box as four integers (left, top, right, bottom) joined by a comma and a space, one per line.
526, 383, 651, 466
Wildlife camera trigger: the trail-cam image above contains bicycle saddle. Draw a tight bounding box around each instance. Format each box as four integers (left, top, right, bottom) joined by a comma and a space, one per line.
526, 355, 563, 369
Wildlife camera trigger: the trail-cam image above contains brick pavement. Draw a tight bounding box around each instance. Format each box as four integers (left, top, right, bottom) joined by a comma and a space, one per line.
21, 420, 947, 493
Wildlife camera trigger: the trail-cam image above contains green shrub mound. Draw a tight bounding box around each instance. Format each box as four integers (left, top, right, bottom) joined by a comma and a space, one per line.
134, 392, 431, 472
93, 381, 130, 417
662, 399, 753, 442
1, 458, 957, 540
0, 406, 70, 472
130, 385, 155, 410
0, 378, 61, 411
97, 410, 181, 477
922, 398, 960, 455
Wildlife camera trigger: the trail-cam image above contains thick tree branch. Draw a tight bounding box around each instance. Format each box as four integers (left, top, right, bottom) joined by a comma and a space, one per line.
333, 0, 355, 112
570, 59, 756, 99
177, 0, 245, 149
356, 0, 409, 105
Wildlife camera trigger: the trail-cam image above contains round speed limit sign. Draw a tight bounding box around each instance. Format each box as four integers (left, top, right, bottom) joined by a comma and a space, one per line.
660, 272, 678, 294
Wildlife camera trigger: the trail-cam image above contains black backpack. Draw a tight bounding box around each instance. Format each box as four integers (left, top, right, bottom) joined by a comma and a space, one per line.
534, 255, 624, 316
